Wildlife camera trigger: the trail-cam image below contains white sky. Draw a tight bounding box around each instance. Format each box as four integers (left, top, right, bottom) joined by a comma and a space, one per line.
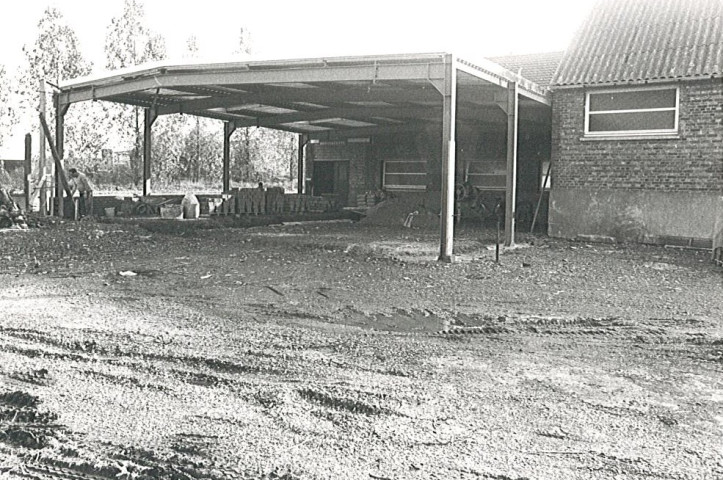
0, 0, 599, 155
1, 0, 598, 72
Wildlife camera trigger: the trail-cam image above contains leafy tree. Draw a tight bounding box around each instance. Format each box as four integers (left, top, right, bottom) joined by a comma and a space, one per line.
185, 35, 199, 59
104, 0, 167, 187
230, 127, 297, 188
0, 65, 17, 153
105, 0, 165, 70
17, 7, 91, 115
16, 7, 112, 173
234, 27, 253, 56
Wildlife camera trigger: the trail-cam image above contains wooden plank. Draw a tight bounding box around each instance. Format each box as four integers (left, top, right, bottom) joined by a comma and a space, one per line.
530, 161, 552, 233
38, 113, 72, 198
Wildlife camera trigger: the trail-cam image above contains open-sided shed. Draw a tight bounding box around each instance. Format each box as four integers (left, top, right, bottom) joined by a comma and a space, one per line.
55, 53, 551, 261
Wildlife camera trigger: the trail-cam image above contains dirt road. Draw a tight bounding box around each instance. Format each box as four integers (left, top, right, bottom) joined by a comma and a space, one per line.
1, 219, 722, 479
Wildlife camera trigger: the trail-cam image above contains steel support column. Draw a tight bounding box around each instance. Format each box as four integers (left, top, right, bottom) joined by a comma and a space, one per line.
39, 80, 47, 216
143, 107, 157, 196
24, 134, 31, 211
222, 121, 236, 192
504, 81, 519, 247
438, 55, 457, 263
297, 134, 306, 194
55, 99, 68, 218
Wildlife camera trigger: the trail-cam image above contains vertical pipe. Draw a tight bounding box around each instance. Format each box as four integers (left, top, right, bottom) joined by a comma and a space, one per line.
438, 55, 457, 263
222, 121, 233, 192
55, 97, 65, 218
24, 134, 31, 211
297, 134, 305, 194
504, 81, 519, 247
143, 108, 155, 197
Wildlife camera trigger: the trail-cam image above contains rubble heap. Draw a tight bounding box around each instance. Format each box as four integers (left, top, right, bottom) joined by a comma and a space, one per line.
0, 188, 28, 229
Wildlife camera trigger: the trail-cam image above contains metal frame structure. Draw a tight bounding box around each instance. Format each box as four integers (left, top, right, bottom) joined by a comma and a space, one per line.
54, 52, 551, 261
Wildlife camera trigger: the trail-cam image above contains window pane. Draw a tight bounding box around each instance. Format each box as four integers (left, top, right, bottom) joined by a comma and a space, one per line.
589, 110, 676, 132
384, 173, 426, 186
589, 89, 676, 111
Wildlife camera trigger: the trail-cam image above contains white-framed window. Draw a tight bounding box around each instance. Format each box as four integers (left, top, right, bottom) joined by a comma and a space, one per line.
584, 86, 679, 137
383, 160, 426, 191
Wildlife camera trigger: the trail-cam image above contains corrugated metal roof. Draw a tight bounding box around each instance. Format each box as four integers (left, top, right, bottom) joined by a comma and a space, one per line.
552, 0, 723, 86
486, 51, 564, 87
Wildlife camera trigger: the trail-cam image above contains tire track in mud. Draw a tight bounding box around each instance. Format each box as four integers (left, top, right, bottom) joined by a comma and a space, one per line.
0, 380, 300, 480
0, 390, 59, 452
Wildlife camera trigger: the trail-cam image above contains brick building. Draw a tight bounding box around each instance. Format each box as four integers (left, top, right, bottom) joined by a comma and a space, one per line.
548, 0, 723, 247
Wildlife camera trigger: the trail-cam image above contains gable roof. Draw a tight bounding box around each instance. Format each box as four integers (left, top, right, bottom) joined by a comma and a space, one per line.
552, 0, 723, 87
487, 51, 564, 87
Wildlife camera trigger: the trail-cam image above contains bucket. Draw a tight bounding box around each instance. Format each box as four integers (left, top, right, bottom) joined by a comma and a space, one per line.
182, 193, 200, 219
104, 207, 116, 217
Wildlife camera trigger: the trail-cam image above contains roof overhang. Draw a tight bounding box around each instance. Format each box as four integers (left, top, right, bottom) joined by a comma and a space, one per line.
57, 53, 551, 137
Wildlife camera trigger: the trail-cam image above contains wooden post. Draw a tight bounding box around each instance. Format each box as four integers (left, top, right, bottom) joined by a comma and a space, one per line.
222, 121, 235, 192
297, 134, 305, 194
39, 114, 72, 198
38, 79, 47, 216
530, 161, 552, 233
55, 98, 68, 218
504, 81, 519, 247
438, 55, 457, 263
24, 134, 31, 211
143, 107, 157, 196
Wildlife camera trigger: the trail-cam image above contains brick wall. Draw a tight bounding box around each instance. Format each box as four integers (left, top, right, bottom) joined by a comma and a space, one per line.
551, 79, 723, 192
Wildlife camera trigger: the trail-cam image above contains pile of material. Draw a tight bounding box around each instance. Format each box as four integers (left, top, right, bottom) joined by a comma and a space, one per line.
360, 197, 439, 229
355, 190, 387, 209
0, 188, 28, 229
215, 188, 336, 216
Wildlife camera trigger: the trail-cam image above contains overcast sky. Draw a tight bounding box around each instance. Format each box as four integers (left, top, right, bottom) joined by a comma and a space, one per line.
1, 0, 598, 73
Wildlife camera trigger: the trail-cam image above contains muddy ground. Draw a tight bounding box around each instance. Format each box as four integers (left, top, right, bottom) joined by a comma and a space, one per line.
0, 217, 721, 480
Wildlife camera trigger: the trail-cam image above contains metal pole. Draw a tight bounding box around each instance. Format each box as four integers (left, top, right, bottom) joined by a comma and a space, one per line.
496, 215, 501, 263
24, 134, 31, 211
504, 81, 519, 247
143, 108, 157, 196
38, 79, 47, 216
438, 54, 457, 263
297, 134, 305, 194
222, 121, 235, 192
54, 96, 66, 218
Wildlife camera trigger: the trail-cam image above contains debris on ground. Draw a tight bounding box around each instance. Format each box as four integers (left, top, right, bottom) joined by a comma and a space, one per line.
0, 188, 28, 230
0, 219, 721, 479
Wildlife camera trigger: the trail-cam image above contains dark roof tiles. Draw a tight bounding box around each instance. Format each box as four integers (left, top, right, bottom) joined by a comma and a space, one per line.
552, 0, 723, 86
487, 51, 565, 87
